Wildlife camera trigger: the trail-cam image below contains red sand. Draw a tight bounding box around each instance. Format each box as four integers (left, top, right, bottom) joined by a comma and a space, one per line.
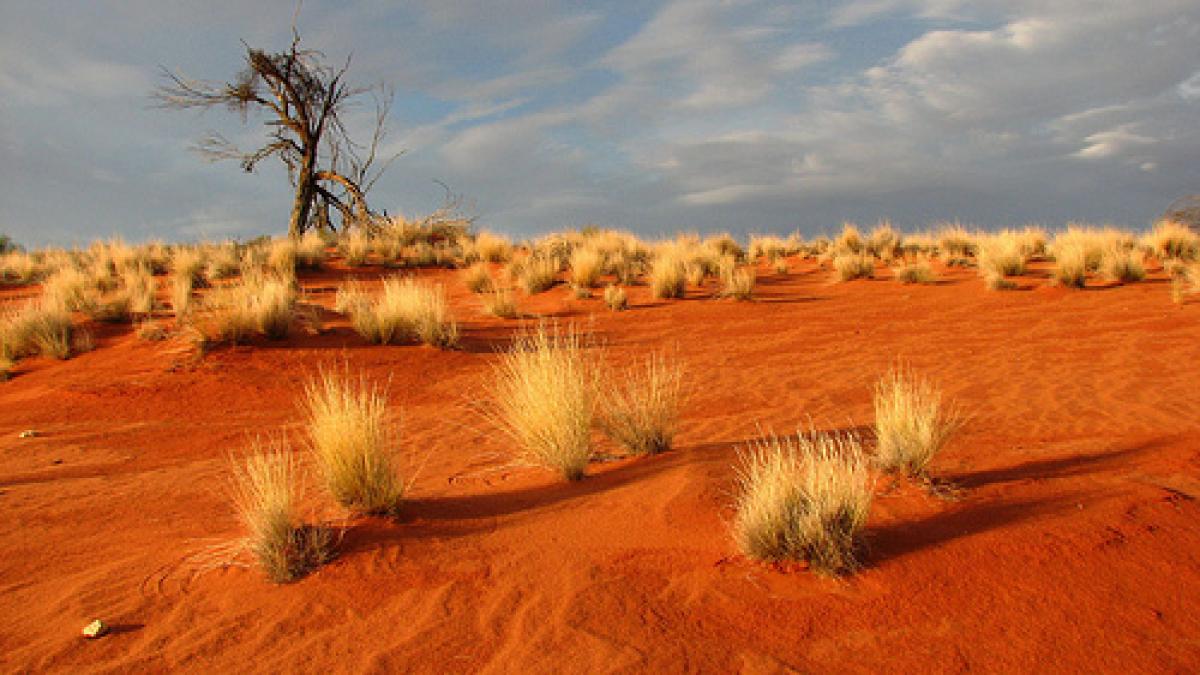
1, 259, 1198, 672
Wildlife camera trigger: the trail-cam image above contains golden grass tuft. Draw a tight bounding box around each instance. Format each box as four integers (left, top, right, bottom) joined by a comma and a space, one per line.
568, 246, 604, 288
649, 252, 687, 299
296, 230, 328, 269
1099, 246, 1146, 283
339, 278, 459, 348
1144, 220, 1199, 261
603, 284, 628, 311
832, 254, 875, 281
462, 262, 494, 294
598, 352, 685, 455
205, 275, 296, 343
0, 301, 76, 360
481, 285, 519, 318
1050, 245, 1088, 288
892, 257, 936, 284
230, 440, 333, 582
873, 367, 962, 477
341, 230, 373, 267
482, 323, 596, 481
733, 430, 872, 574
303, 369, 404, 515
516, 255, 560, 294
719, 264, 756, 300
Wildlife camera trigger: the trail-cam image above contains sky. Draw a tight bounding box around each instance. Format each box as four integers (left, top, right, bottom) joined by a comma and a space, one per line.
2, 1, 1199, 247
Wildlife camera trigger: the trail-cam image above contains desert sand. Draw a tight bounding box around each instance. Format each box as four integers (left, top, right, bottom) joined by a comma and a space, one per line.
1, 257, 1198, 673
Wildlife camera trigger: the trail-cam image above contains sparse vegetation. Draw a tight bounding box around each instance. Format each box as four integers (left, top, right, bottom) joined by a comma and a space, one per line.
733, 429, 872, 574
649, 252, 687, 299
481, 285, 519, 318
833, 254, 875, 282
338, 278, 458, 348
893, 257, 936, 284
873, 367, 962, 478
603, 284, 628, 311
482, 323, 596, 480
462, 262, 493, 294
303, 369, 404, 515
598, 352, 685, 456
230, 440, 332, 583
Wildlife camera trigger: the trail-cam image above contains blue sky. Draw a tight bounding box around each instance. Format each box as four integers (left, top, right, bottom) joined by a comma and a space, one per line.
2, 1, 1199, 247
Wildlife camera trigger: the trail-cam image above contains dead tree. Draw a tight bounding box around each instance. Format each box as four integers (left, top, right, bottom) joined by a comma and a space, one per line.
155, 29, 399, 237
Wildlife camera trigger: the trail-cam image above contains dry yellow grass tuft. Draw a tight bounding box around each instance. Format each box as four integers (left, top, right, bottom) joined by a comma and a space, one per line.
230, 440, 332, 582
603, 284, 628, 311
205, 275, 296, 343
718, 263, 756, 300
892, 257, 936, 284
568, 246, 605, 289
482, 323, 596, 481
733, 430, 872, 574
873, 367, 962, 477
832, 253, 875, 281
1100, 245, 1146, 283
598, 352, 685, 455
462, 262, 493, 294
1050, 245, 1088, 288
515, 255, 560, 294
341, 229, 373, 267
339, 278, 459, 348
0, 301, 77, 360
649, 251, 687, 299
1144, 220, 1199, 261
303, 369, 404, 515
481, 285, 519, 318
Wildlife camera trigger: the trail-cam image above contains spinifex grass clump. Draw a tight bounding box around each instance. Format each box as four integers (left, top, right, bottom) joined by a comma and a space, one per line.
338, 278, 459, 348
873, 367, 962, 478
603, 284, 628, 311
649, 252, 687, 299
832, 253, 875, 281
230, 440, 332, 583
303, 369, 404, 515
0, 301, 77, 360
206, 275, 296, 342
483, 323, 596, 481
733, 430, 872, 574
598, 352, 685, 455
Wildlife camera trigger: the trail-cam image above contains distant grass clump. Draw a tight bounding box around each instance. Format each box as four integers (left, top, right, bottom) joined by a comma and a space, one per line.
230, 440, 333, 583
0, 301, 77, 360
483, 323, 595, 481
206, 275, 296, 342
832, 254, 875, 282
515, 255, 560, 294
338, 278, 459, 348
1144, 220, 1199, 261
873, 367, 962, 478
649, 252, 687, 299
568, 246, 604, 289
1050, 245, 1088, 288
733, 430, 872, 574
598, 352, 685, 456
892, 257, 936, 284
603, 284, 628, 311
462, 262, 493, 294
1099, 246, 1146, 283
719, 263, 756, 300
481, 285, 519, 318
303, 369, 404, 515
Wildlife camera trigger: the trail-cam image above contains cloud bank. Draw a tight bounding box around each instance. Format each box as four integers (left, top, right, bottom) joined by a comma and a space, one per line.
2, 0, 1198, 246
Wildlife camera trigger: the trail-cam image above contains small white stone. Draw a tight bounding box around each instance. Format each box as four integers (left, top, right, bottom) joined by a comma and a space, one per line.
82, 619, 108, 639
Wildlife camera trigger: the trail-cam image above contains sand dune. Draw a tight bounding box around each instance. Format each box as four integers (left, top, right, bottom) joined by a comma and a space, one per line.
1, 258, 1198, 672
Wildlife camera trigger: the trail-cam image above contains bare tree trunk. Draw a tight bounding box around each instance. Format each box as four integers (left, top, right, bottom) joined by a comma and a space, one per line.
288, 153, 317, 238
